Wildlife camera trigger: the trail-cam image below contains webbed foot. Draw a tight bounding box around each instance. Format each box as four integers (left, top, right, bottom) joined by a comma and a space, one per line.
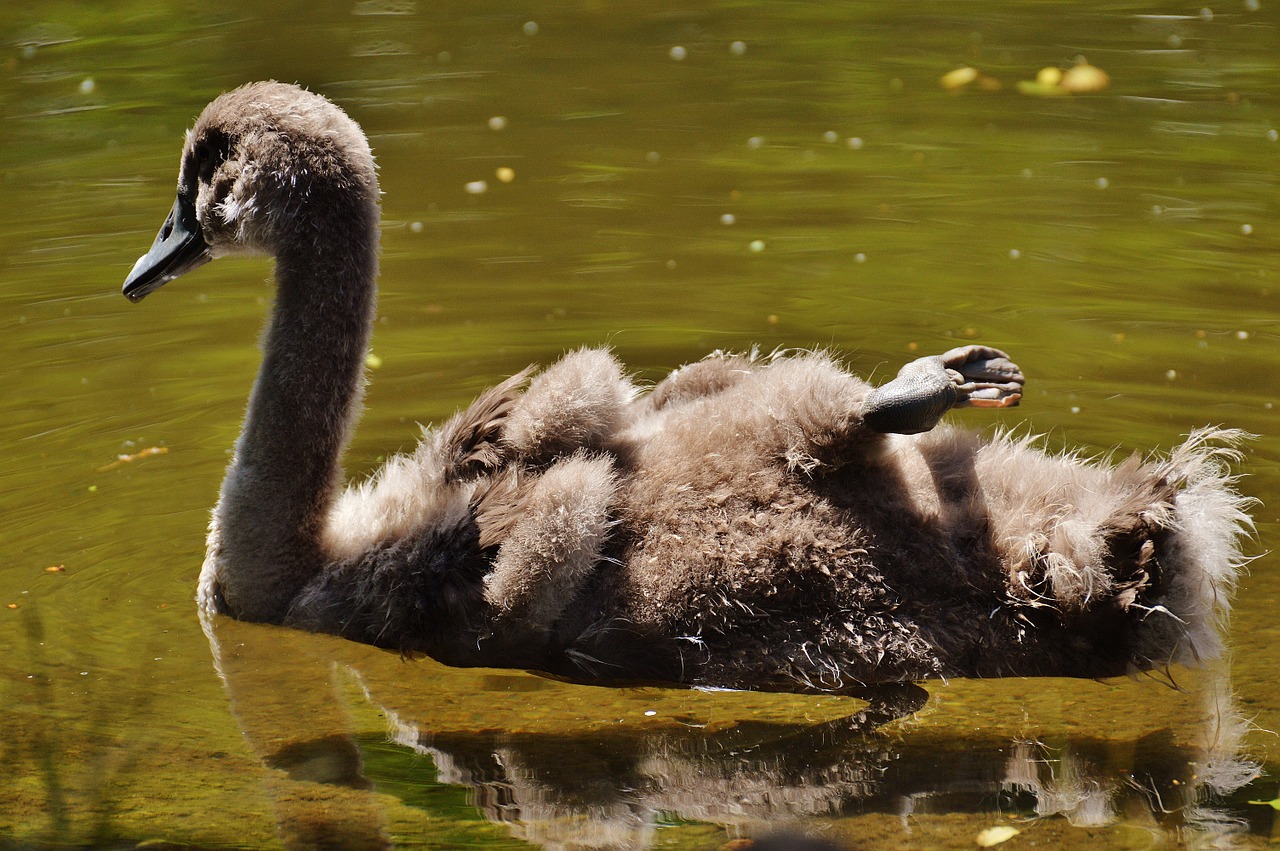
863, 345, 1024, 435
942, 345, 1024, 409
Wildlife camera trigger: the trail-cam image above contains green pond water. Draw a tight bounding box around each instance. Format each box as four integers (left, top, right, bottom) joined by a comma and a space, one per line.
2, 1, 1279, 847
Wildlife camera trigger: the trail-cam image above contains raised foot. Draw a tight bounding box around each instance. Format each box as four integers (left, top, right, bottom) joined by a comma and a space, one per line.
940, 345, 1024, 409
863, 344, 1025, 435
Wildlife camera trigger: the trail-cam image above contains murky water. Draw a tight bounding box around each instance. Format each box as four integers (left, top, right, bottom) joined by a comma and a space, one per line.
3, 2, 1278, 847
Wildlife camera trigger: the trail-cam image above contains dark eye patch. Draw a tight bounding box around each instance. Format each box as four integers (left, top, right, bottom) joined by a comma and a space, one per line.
190, 129, 232, 184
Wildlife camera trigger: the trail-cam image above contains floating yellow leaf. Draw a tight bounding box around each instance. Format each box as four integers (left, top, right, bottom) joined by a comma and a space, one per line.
1035, 67, 1063, 87
940, 66, 980, 90
1248, 796, 1280, 810
44, 565, 65, 573
976, 825, 1021, 847
1060, 59, 1110, 93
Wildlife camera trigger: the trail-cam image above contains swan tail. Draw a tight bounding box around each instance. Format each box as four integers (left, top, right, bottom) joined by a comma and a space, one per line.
1129, 427, 1254, 669
987, 427, 1253, 677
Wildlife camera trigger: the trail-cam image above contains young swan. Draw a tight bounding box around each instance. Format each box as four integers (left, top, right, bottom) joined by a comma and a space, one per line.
123, 82, 1250, 696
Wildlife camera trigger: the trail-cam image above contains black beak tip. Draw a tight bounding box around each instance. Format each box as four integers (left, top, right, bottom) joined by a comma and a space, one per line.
121, 194, 211, 303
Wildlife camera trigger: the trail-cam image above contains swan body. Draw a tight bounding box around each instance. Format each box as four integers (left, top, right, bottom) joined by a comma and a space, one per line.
123, 82, 1250, 694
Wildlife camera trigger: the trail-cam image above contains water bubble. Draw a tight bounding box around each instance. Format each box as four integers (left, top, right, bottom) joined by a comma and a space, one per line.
846, 137, 864, 150
1200, 7, 1214, 20
523, 20, 539, 36
1268, 129, 1278, 142
465, 180, 488, 195
823, 130, 838, 143
495, 167, 515, 183
488, 115, 507, 131
854, 252, 866, 263
1009, 248, 1021, 259
669, 45, 687, 61
1095, 177, 1109, 189
720, 213, 736, 226
78, 77, 95, 95
1236, 330, 1249, 339
749, 239, 765, 252
645, 150, 661, 163
409, 221, 424, 233
1244, 0, 1260, 10
1165, 369, 1178, 380
729, 40, 747, 56
1242, 223, 1253, 235
746, 136, 764, 150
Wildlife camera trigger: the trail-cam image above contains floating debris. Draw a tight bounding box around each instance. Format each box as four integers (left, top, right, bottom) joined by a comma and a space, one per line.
1060, 58, 1110, 93
975, 824, 1021, 846
1019, 58, 1110, 96
940, 66, 1002, 92
495, 166, 515, 183
940, 66, 979, 90
947, 58, 1111, 97
44, 565, 65, 574
96, 446, 168, 473
1037, 67, 1063, 87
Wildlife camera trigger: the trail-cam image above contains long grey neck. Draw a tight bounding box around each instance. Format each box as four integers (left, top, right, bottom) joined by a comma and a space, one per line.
207, 210, 379, 623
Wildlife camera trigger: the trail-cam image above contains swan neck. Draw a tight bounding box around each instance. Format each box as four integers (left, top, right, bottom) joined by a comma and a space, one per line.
211, 211, 379, 622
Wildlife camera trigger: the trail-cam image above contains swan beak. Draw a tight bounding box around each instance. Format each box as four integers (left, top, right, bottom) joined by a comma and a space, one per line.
123, 194, 212, 302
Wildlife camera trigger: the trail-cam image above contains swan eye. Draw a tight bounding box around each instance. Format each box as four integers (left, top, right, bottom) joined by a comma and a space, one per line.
192, 132, 229, 183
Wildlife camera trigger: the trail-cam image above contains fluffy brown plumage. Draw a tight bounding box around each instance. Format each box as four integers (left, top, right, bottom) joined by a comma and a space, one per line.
123, 82, 1252, 696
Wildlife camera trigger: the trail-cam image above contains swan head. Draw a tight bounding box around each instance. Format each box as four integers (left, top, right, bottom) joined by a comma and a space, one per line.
123, 81, 379, 302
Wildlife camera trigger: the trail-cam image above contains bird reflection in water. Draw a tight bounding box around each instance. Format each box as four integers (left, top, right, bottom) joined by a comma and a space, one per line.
203, 614, 1260, 849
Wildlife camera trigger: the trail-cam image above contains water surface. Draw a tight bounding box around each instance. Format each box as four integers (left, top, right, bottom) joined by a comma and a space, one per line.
2, 2, 1278, 847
